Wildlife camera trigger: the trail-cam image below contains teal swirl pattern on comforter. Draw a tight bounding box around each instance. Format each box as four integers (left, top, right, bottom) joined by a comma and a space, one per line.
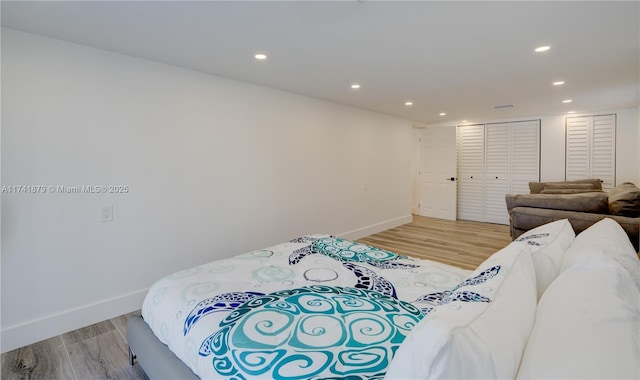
142, 235, 471, 379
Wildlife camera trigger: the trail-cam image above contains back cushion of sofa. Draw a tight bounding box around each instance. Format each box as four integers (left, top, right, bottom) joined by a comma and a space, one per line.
608, 182, 640, 217
505, 192, 609, 214
529, 179, 602, 194
540, 187, 601, 195
385, 242, 537, 379
543, 183, 596, 191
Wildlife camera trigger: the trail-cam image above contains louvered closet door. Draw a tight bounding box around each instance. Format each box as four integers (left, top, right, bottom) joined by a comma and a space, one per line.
510, 120, 540, 194
458, 125, 485, 222
590, 115, 616, 191
566, 117, 591, 180
566, 114, 616, 191
484, 124, 510, 224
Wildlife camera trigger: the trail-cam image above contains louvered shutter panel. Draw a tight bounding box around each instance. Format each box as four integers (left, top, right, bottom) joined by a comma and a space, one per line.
510, 120, 540, 194
484, 124, 510, 224
458, 125, 485, 222
565, 114, 616, 191
458, 121, 540, 225
566, 116, 591, 181
590, 114, 616, 191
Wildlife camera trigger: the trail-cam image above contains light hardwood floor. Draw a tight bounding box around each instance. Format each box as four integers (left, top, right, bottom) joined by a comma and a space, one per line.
358, 215, 512, 270
1, 311, 147, 380
1, 216, 511, 379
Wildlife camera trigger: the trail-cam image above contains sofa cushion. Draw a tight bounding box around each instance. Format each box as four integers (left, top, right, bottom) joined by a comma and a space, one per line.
540, 185, 602, 194
517, 219, 640, 379
540, 188, 601, 194
529, 179, 602, 194
608, 182, 640, 217
544, 183, 596, 191
386, 241, 537, 379
505, 192, 609, 213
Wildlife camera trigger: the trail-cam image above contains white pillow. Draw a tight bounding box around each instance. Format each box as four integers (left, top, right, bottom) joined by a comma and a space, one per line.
561, 218, 640, 285
517, 253, 640, 379
513, 219, 575, 299
386, 242, 537, 379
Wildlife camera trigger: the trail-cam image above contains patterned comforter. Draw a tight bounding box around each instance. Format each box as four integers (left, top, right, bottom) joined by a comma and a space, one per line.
142, 235, 470, 379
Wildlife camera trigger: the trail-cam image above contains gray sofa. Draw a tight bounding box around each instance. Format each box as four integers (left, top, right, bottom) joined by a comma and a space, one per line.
506, 180, 640, 251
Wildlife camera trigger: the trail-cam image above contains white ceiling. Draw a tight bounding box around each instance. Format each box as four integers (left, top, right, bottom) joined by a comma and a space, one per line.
2, 1, 639, 124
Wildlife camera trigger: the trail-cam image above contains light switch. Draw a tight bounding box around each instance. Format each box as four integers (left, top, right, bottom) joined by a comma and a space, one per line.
100, 205, 113, 222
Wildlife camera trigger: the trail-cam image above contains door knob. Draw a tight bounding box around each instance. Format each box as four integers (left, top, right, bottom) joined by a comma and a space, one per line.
444, 177, 456, 181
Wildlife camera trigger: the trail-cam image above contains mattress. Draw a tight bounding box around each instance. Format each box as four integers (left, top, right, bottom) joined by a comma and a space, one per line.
141, 235, 470, 379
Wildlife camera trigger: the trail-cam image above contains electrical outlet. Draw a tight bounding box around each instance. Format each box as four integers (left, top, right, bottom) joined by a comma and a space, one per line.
100, 205, 113, 222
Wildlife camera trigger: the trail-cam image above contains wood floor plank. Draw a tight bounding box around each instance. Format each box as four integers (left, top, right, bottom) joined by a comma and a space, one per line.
0, 336, 75, 380
61, 320, 116, 346
66, 330, 147, 380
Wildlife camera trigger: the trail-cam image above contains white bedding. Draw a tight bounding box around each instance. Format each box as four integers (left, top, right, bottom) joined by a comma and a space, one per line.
141, 235, 470, 379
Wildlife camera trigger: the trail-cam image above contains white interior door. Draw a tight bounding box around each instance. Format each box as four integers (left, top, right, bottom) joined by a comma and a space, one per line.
458, 124, 485, 222
418, 126, 457, 220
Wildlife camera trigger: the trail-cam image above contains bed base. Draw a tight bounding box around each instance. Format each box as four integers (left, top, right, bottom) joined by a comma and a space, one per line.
127, 315, 199, 380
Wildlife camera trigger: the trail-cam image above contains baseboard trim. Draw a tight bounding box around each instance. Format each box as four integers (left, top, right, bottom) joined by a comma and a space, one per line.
1, 288, 148, 353
338, 214, 413, 241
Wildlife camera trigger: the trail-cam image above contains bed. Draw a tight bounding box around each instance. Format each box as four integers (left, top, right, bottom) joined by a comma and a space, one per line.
128, 234, 469, 379
128, 219, 640, 379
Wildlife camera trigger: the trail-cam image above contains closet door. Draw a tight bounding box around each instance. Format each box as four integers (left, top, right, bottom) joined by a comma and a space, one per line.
458, 125, 485, 222
590, 115, 616, 191
566, 114, 616, 191
484, 123, 510, 224
458, 120, 540, 225
566, 116, 591, 180
483, 120, 539, 225
510, 120, 541, 194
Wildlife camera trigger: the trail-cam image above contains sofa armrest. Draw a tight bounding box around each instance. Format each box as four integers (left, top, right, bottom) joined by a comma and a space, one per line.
505, 192, 609, 214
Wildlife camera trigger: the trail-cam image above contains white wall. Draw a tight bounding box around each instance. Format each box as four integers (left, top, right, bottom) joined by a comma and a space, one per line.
0, 29, 414, 352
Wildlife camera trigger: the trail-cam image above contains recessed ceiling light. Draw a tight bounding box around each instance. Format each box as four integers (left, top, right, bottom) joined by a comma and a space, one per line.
535, 46, 550, 52
254, 53, 267, 60
567, 111, 576, 114
404, 101, 413, 106
351, 84, 361, 89
462, 120, 468, 123
553, 81, 565, 86
439, 113, 447, 116
563, 99, 573, 103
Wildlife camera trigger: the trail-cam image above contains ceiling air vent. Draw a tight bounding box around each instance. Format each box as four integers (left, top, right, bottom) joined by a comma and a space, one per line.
494, 104, 514, 109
